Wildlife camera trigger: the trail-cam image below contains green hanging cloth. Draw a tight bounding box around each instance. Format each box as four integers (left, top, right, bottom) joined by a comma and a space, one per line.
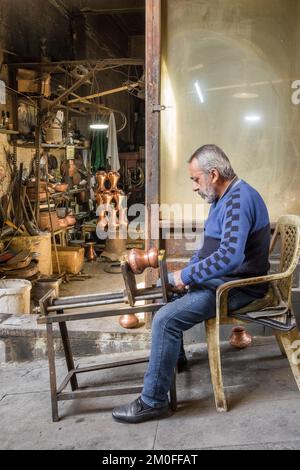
91, 130, 108, 172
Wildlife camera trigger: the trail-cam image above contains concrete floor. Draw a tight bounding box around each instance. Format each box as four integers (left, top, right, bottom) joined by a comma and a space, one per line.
1, 337, 300, 450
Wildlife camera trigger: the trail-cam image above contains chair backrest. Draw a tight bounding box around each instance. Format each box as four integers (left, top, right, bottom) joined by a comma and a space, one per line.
270, 215, 300, 305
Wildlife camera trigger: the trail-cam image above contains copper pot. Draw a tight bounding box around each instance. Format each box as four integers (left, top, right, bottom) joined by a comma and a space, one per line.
229, 327, 252, 349
54, 183, 69, 193
108, 171, 120, 191
127, 247, 159, 275
119, 314, 139, 329
57, 217, 68, 229
66, 215, 76, 226
96, 171, 108, 191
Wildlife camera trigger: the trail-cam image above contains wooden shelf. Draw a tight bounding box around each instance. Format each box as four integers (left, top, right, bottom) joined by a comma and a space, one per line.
14, 143, 89, 150
0, 129, 19, 135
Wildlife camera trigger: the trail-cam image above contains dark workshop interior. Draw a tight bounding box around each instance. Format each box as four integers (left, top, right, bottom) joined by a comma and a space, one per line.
1, 0, 300, 452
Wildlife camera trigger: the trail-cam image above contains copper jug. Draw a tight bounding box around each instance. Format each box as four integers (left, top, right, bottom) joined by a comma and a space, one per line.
229, 327, 252, 349
114, 190, 126, 211
109, 209, 119, 228
108, 171, 120, 191
119, 207, 128, 227
97, 211, 108, 231
127, 247, 159, 275
96, 192, 103, 206
119, 314, 139, 329
85, 242, 97, 262
101, 191, 114, 207
96, 171, 108, 192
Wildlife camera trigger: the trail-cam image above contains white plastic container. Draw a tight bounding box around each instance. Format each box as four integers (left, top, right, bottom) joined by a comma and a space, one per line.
0, 280, 32, 314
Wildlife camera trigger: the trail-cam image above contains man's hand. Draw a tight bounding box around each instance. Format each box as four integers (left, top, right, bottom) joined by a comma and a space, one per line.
173, 270, 187, 291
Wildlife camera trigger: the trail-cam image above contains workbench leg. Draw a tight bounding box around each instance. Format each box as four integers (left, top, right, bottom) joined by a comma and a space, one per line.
169, 369, 177, 411
46, 323, 59, 422
58, 313, 78, 391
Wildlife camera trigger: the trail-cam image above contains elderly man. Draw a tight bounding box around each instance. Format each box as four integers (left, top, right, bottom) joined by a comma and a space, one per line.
112, 144, 270, 424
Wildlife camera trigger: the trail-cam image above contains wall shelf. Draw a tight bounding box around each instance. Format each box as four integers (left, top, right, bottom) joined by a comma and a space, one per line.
0, 129, 19, 135
14, 143, 89, 150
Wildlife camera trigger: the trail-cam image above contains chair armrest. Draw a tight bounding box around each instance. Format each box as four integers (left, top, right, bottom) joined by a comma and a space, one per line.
216, 272, 287, 321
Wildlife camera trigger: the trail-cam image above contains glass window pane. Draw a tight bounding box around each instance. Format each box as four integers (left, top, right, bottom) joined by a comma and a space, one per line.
161, 0, 300, 222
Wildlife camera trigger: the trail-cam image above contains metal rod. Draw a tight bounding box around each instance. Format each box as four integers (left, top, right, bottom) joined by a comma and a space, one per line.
38, 304, 165, 324
72, 357, 149, 375
57, 386, 143, 401
53, 291, 124, 306
48, 298, 125, 312
48, 293, 163, 312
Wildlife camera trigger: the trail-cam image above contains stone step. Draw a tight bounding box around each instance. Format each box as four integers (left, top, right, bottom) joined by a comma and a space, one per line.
1, 288, 299, 364
0, 313, 151, 363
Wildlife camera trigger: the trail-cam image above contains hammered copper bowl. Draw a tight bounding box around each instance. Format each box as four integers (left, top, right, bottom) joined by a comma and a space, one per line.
65, 215, 76, 226
57, 217, 69, 229
127, 247, 159, 275
54, 183, 69, 193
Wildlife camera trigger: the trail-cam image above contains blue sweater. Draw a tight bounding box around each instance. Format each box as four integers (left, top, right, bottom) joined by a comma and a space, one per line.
181, 179, 271, 297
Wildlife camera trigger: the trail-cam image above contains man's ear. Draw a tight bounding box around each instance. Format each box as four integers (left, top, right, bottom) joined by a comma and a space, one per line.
211, 168, 220, 184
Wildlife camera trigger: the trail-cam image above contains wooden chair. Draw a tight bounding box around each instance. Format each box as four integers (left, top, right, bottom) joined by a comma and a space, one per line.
205, 215, 300, 412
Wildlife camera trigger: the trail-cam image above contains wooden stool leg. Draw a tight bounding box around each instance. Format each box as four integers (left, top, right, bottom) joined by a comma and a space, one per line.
276, 329, 300, 391
169, 369, 177, 411
205, 318, 228, 412
58, 311, 78, 391
275, 332, 287, 357
46, 323, 59, 422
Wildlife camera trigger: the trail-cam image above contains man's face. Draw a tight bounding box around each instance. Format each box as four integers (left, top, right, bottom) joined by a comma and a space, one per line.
189, 159, 218, 204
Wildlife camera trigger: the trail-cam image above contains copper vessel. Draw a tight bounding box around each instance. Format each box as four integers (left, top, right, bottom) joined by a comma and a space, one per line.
101, 191, 114, 207
57, 217, 69, 229
119, 207, 128, 227
78, 190, 88, 204
54, 183, 69, 193
108, 171, 120, 191
69, 160, 76, 178
85, 242, 97, 262
119, 314, 139, 329
96, 171, 108, 191
127, 247, 159, 275
66, 215, 76, 226
109, 209, 119, 228
96, 192, 103, 206
113, 190, 126, 211
230, 327, 252, 350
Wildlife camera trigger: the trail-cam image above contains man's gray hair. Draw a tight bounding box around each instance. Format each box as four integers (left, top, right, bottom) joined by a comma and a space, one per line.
189, 144, 236, 180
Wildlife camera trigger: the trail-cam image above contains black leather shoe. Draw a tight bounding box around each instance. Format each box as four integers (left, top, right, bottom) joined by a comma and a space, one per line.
112, 397, 170, 424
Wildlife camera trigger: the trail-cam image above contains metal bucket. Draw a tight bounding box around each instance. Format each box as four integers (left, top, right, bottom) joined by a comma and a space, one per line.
32, 278, 61, 303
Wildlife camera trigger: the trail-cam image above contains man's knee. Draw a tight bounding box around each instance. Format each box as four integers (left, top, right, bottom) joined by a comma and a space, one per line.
152, 303, 179, 331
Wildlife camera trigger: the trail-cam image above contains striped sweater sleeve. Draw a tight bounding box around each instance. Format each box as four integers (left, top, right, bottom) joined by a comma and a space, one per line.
181, 190, 252, 286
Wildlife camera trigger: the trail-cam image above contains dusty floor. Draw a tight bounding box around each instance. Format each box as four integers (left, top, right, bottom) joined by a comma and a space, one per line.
1, 337, 300, 450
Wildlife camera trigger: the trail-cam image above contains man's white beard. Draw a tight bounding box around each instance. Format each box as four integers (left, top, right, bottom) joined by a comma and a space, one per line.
198, 183, 218, 204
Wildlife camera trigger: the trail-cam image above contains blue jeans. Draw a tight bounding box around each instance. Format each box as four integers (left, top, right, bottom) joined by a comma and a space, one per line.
141, 278, 258, 408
